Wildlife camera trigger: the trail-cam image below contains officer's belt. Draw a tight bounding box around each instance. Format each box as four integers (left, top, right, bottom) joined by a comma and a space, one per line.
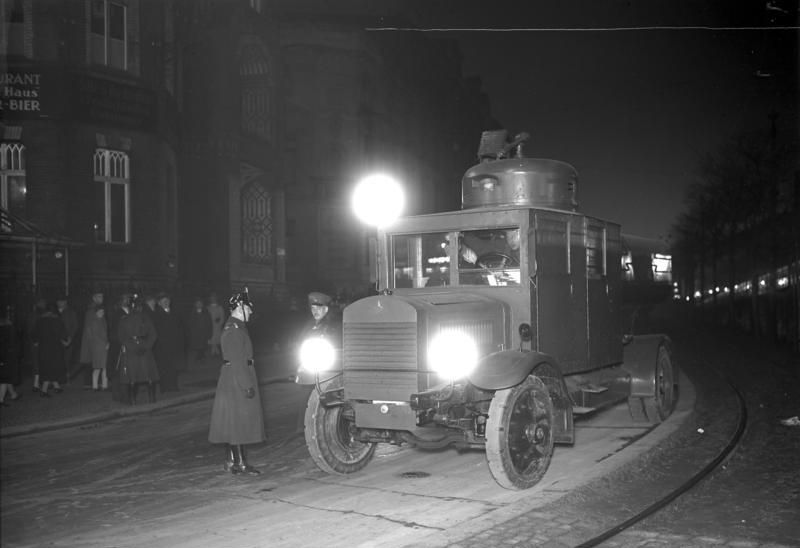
222, 359, 254, 366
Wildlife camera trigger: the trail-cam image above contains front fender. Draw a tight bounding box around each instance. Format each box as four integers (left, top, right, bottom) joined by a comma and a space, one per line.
468, 350, 558, 391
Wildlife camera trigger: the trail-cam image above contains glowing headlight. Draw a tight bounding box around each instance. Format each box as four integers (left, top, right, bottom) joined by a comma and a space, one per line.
298, 337, 336, 373
427, 331, 479, 380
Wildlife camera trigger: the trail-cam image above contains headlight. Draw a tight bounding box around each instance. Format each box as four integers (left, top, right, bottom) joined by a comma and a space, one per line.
298, 337, 336, 373
427, 331, 479, 380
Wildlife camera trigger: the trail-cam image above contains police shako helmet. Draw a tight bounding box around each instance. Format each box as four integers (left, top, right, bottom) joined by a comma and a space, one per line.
228, 287, 253, 311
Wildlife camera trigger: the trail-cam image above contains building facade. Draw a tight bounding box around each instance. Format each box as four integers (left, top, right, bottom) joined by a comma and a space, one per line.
1, 0, 495, 323
1, 0, 181, 314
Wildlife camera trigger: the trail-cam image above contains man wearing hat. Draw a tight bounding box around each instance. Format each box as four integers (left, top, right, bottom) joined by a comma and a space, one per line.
56, 295, 79, 385
306, 292, 339, 338
152, 291, 185, 392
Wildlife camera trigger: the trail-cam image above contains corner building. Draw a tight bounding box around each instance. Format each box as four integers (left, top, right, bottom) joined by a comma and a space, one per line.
1, 0, 181, 310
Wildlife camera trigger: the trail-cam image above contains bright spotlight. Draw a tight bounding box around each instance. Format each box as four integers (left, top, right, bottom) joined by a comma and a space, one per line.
352, 174, 404, 228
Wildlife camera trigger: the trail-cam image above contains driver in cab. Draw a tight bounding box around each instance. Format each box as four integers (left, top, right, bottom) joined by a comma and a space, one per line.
447, 229, 521, 286
457, 228, 520, 267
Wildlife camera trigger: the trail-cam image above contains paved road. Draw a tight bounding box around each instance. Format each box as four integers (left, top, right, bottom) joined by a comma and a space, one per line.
3, 312, 797, 548
1, 376, 690, 548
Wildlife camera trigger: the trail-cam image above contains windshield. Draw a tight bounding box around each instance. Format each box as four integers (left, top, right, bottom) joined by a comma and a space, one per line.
392, 228, 521, 288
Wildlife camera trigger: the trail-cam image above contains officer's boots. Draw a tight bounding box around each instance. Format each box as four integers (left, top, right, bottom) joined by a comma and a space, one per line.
147, 382, 156, 404
223, 444, 236, 473
128, 383, 138, 405
233, 445, 260, 476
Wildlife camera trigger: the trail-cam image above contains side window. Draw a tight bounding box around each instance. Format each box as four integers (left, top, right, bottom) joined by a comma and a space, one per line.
93, 148, 130, 243
392, 232, 450, 288
458, 228, 521, 286
586, 224, 606, 279
0, 142, 26, 219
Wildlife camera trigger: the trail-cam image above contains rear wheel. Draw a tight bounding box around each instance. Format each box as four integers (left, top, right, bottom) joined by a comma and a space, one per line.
628, 345, 676, 424
304, 376, 376, 474
486, 375, 554, 490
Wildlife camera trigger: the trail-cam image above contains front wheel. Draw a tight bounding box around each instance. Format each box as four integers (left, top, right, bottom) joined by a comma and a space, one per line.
486, 375, 554, 490
304, 376, 376, 475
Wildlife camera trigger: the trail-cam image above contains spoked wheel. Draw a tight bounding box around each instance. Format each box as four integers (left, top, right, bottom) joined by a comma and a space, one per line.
628, 345, 676, 424
486, 375, 554, 490
304, 376, 376, 475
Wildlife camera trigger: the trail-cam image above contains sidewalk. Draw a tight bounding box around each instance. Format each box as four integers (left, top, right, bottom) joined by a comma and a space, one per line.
0, 350, 295, 439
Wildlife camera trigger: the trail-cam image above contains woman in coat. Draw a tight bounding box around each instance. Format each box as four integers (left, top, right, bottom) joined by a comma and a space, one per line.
208, 289, 265, 475
80, 305, 109, 391
117, 296, 160, 404
33, 302, 67, 397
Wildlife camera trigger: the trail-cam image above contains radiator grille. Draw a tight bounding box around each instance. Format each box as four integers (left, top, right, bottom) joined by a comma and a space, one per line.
343, 322, 418, 401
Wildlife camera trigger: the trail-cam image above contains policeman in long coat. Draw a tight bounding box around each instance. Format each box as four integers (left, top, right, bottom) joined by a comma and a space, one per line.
208, 289, 265, 475
117, 296, 160, 404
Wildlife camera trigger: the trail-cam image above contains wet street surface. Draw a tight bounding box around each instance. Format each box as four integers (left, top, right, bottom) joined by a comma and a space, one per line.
2, 313, 798, 547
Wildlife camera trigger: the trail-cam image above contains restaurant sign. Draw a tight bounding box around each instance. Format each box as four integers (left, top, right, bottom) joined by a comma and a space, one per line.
0, 71, 46, 117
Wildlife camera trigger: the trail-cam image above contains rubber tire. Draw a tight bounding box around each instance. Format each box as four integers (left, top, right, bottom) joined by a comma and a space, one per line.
486, 375, 554, 490
628, 345, 676, 424
304, 376, 376, 475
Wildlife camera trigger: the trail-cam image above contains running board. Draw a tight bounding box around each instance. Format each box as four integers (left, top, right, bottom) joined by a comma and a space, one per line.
572, 405, 596, 415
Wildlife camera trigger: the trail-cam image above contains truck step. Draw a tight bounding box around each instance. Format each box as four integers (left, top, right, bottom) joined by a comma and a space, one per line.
572, 406, 596, 414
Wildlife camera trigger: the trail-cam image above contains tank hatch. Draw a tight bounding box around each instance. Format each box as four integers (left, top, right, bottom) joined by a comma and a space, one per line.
461, 131, 579, 212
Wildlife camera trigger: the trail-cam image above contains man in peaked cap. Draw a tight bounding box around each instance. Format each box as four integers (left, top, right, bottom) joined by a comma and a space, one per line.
305, 291, 339, 340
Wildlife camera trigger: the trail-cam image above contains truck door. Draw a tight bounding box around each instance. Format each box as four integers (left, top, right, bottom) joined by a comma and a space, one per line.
585, 220, 621, 367
534, 213, 587, 371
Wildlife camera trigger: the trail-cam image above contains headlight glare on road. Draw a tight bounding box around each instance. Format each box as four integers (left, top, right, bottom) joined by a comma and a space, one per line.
427, 331, 479, 380
298, 337, 336, 373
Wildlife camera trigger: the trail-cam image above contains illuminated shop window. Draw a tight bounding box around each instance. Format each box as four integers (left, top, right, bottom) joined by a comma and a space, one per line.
241, 180, 272, 264
93, 148, 130, 243
0, 142, 26, 218
90, 0, 127, 70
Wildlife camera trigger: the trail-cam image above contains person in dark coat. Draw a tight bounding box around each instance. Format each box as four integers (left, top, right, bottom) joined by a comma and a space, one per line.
208, 289, 265, 476
107, 293, 131, 403
80, 304, 109, 391
301, 291, 342, 346
118, 295, 159, 404
77, 290, 105, 389
186, 297, 211, 367
0, 305, 22, 405
152, 292, 184, 392
56, 296, 79, 383
28, 298, 46, 392
32, 302, 67, 397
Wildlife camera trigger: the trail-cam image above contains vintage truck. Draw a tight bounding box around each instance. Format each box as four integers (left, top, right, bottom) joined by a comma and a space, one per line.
295, 130, 677, 490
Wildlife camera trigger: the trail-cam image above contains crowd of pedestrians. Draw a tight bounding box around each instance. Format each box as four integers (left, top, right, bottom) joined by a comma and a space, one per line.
0, 289, 228, 407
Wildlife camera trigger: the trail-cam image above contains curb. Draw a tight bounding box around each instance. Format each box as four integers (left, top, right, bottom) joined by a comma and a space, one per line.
0, 374, 295, 439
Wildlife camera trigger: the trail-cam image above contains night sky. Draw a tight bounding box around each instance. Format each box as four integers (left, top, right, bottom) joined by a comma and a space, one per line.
377, 1, 799, 241
279, 0, 799, 241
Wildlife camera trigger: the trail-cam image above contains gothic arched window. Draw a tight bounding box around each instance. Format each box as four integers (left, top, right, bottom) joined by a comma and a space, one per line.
241, 180, 272, 264
239, 39, 274, 142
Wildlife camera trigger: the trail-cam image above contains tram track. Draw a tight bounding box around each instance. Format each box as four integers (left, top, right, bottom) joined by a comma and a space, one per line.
575, 374, 748, 547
